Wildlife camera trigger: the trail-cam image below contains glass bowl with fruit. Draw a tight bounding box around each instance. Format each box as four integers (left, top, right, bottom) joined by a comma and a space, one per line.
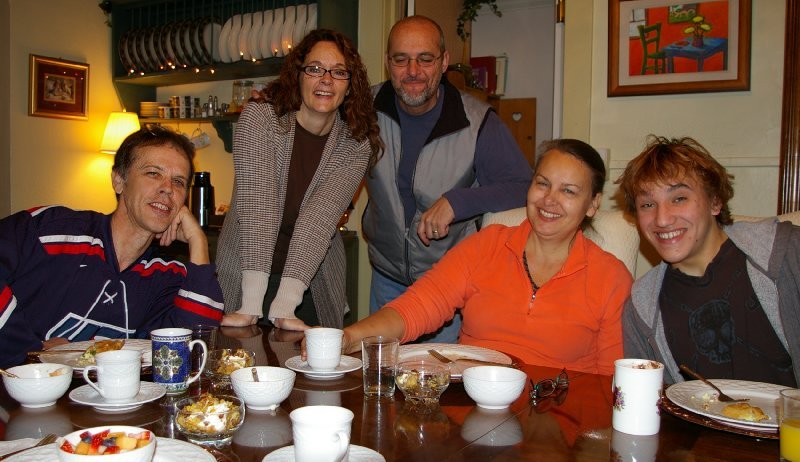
174, 393, 245, 446
395, 360, 451, 407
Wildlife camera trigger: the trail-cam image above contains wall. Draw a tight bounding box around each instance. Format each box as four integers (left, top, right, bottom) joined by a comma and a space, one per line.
1, 0, 10, 217
565, 0, 787, 276
8, 0, 117, 213
471, 0, 554, 147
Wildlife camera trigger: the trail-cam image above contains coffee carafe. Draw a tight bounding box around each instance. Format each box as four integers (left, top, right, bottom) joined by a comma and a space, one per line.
190, 172, 214, 228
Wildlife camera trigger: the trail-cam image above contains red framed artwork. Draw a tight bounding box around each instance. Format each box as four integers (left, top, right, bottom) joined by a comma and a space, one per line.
608, 0, 751, 97
29, 54, 89, 120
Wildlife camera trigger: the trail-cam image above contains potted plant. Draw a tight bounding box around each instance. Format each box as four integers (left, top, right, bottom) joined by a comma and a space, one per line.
683, 15, 712, 48
457, 0, 502, 42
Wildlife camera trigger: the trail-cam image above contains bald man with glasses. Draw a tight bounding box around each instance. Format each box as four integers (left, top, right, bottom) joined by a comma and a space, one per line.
363, 15, 532, 344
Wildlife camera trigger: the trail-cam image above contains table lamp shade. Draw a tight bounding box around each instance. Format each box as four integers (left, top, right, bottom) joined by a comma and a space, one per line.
100, 111, 140, 154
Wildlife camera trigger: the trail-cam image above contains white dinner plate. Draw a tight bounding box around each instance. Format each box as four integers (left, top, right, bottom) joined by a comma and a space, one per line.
227, 14, 242, 62
259, 9, 274, 58
263, 445, 385, 462
293, 4, 307, 45
40, 339, 153, 371
285, 355, 362, 380
218, 15, 234, 63
305, 3, 318, 36
69, 381, 166, 412
3, 438, 215, 461
280, 5, 295, 56
398, 343, 513, 381
248, 11, 264, 60
665, 379, 783, 430
270, 8, 285, 58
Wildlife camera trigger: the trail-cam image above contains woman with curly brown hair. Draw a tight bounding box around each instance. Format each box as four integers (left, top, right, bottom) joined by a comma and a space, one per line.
216, 29, 382, 331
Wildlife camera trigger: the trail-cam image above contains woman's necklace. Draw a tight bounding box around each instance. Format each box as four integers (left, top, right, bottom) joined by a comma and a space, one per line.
522, 250, 540, 301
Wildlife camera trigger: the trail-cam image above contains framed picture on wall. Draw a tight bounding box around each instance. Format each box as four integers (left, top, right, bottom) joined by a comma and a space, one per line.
608, 0, 751, 97
29, 54, 89, 120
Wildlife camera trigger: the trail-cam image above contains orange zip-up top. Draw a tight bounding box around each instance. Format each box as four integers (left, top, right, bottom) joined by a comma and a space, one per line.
388, 219, 632, 375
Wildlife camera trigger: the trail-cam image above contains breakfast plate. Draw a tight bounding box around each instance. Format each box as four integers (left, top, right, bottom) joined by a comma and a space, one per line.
238, 12, 253, 60
285, 355, 362, 380
248, 10, 264, 60
293, 4, 307, 45
263, 445, 385, 462
305, 3, 318, 36
218, 14, 234, 62
3, 437, 215, 461
398, 343, 513, 381
69, 381, 166, 412
270, 7, 285, 57
259, 9, 275, 58
39, 339, 153, 371
664, 379, 782, 430
203, 20, 222, 62
280, 5, 296, 56
227, 13, 242, 62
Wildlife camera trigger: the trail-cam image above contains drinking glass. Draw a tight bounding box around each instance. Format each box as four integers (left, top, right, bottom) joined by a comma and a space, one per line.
781, 388, 800, 461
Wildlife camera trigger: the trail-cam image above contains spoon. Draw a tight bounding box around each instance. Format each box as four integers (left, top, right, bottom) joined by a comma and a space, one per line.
251, 367, 259, 382
0, 368, 19, 378
679, 364, 749, 402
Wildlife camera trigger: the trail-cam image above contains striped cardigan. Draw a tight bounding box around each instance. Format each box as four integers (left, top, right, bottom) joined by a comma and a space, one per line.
215, 102, 370, 327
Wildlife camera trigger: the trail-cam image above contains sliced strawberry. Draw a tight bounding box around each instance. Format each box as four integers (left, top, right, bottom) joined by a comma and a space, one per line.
60, 440, 75, 453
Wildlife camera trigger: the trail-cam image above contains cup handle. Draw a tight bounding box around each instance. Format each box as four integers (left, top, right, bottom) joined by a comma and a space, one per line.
82, 365, 105, 398
185, 339, 207, 385
333, 430, 350, 462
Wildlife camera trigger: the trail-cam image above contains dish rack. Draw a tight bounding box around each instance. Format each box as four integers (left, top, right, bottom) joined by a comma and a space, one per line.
108, 0, 358, 150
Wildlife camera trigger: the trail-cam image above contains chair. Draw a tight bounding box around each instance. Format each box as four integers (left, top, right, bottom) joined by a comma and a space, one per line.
481, 208, 640, 276
637, 23, 667, 75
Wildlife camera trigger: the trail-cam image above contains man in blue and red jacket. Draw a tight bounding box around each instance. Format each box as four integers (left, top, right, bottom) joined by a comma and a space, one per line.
0, 126, 224, 368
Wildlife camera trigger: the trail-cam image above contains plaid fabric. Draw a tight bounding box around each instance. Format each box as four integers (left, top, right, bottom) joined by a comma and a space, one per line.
216, 102, 370, 326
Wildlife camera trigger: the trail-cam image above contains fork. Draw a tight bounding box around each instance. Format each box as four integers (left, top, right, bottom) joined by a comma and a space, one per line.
0, 434, 58, 460
679, 364, 749, 403
427, 349, 514, 368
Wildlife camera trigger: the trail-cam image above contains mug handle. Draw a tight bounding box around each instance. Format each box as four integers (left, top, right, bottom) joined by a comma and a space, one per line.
185, 339, 207, 385
333, 430, 350, 462
82, 365, 105, 398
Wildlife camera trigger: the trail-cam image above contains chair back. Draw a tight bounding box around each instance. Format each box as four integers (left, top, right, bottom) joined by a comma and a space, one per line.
482, 208, 639, 276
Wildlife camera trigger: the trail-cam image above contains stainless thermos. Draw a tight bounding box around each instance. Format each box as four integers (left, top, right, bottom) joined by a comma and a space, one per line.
190, 171, 214, 228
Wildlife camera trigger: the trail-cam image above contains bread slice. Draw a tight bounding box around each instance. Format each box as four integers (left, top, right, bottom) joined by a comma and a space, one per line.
721, 402, 769, 422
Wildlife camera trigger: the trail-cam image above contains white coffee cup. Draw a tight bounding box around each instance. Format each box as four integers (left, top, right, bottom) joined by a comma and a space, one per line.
612, 358, 664, 435
82, 349, 142, 403
304, 328, 343, 372
290, 405, 353, 462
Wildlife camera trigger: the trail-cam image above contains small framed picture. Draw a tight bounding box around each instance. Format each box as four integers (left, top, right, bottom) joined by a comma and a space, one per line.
29, 54, 89, 120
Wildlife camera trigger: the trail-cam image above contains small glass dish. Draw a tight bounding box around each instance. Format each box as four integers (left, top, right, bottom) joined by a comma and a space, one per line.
204, 348, 255, 392
174, 393, 245, 447
395, 360, 450, 406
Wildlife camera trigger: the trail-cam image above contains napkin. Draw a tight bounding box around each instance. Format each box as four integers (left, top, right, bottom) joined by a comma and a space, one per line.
0, 438, 38, 457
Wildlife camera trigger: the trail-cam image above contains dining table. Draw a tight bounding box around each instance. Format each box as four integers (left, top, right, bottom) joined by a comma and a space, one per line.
0, 325, 781, 461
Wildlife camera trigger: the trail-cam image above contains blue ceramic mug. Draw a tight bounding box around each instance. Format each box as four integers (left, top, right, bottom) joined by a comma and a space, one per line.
151, 328, 207, 394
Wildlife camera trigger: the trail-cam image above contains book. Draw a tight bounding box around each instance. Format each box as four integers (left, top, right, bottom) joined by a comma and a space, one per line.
470, 56, 497, 94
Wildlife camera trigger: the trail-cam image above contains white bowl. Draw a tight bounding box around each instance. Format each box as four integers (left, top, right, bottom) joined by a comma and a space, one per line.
231, 366, 295, 410
57, 425, 156, 462
462, 366, 527, 409
3, 363, 72, 408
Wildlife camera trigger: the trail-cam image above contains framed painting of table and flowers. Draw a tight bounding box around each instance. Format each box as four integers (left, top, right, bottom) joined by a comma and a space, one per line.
608, 0, 751, 97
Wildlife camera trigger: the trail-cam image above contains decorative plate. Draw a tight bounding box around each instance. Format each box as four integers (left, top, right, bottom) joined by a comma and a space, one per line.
664, 379, 783, 430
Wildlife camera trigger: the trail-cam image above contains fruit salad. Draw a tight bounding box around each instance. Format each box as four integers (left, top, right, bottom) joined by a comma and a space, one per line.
59, 428, 152, 455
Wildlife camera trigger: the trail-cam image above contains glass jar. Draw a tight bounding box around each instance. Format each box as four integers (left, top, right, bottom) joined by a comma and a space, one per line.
232, 80, 254, 112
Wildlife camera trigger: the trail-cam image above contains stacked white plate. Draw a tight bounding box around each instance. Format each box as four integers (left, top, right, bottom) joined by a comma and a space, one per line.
139, 101, 161, 118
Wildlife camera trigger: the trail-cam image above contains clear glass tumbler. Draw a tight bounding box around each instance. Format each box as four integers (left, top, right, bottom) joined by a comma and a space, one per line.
781, 389, 800, 461
361, 336, 399, 398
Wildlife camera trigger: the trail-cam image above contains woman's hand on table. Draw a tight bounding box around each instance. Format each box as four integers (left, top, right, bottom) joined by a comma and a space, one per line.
221, 312, 258, 326
273, 318, 310, 331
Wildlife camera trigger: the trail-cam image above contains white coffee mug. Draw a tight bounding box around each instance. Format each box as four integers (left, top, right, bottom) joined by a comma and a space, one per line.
82, 349, 142, 403
304, 328, 343, 372
612, 358, 664, 435
290, 405, 353, 462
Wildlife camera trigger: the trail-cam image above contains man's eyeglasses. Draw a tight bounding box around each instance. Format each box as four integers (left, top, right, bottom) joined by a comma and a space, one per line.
529, 368, 569, 402
389, 54, 442, 68
301, 65, 351, 80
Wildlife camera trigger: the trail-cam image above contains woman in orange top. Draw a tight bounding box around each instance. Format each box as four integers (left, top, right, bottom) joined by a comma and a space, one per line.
339, 139, 632, 375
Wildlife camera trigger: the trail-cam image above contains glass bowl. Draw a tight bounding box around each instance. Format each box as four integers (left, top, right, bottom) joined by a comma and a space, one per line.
174, 394, 245, 447
395, 360, 450, 406
204, 349, 255, 391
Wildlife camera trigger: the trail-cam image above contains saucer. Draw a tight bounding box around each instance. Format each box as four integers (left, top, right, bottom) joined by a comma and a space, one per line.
285, 355, 361, 380
262, 445, 385, 461
69, 381, 166, 412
